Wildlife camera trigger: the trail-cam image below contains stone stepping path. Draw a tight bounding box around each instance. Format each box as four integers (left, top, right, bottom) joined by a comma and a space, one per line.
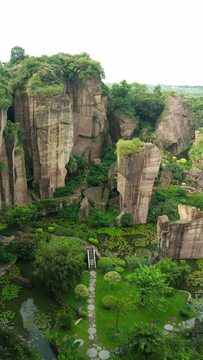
85, 270, 111, 359
164, 314, 203, 332
72, 270, 113, 359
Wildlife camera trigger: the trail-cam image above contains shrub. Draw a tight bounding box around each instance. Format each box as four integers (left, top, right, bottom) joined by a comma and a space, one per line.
114, 266, 124, 273
121, 213, 133, 227
0, 249, 15, 263
74, 284, 89, 300
0, 240, 3, 247
81, 311, 87, 318
0, 225, 16, 237
98, 257, 113, 273
180, 309, 189, 318
5, 241, 20, 254
87, 208, 111, 228
117, 138, 145, 159
85, 231, 97, 240
57, 203, 80, 222
34, 233, 52, 242
36, 228, 43, 234
17, 240, 37, 261
88, 238, 99, 245
102, 295, 116, 309
3, 204, 37, 229
66, 228, 77, 237
48, 227, 54, 234
53, 226, 67, 236
116, 259, 126, 268
171, 180, 178, 185
57, 308, 74, 330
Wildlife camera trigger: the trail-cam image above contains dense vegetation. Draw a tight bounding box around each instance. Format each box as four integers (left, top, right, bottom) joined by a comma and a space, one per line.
2, 46, 105, 99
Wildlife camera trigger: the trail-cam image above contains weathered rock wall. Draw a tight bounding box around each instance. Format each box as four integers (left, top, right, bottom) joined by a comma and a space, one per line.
15, 92, 74, 199
155, 95, 195, 156
0, 136, 27, 206
66, 77, 110, 161
157, 204, 203, 258
116, 142, 162, 224
108, 110, 139, 144
0, 109, 7, 150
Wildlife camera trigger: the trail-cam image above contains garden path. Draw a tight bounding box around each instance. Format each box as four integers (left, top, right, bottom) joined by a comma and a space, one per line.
85, 270, 112, 360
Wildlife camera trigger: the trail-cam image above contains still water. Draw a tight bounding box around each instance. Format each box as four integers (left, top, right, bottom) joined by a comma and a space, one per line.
1, 260, 60, 360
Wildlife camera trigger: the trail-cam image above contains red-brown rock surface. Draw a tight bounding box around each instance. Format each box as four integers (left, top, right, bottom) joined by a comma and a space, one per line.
15, 92, 74, 199
157, 204, 203, 258
155, 95, 195, 156
66, 78, 110, 161
116, 142, 162, 224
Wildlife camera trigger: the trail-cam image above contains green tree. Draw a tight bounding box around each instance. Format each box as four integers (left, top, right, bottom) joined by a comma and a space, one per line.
74, 284, 89, 301
156, 258, 191, 287
9, 46, 27, 66
126, 265, 172, 311
120, 323, 163, 360
104, 271, 121, 290
32, 238, 85, 293
0, 63, 13, 110
111, 299, 125, 333
98, 257, 113, 274
121, 213, 133, 227
3, 204, 37, 229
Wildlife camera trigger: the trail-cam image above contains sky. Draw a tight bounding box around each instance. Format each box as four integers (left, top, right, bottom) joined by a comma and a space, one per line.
1, 0, 203, 86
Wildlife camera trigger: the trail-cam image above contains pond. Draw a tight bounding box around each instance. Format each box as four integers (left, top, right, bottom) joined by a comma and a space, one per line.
0, 260, 60, 360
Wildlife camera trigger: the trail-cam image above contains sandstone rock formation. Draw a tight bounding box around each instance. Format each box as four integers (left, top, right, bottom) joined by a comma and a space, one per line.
66, 78, 110, 161
157, 204, 203, 258
108, 110, 139, 144
0, 109, 7, 150
155, 95, 195, 156
15, 92, 74, 199
0, 135, 27, 206
78, 197, 91, 221
116, 142, 162, 224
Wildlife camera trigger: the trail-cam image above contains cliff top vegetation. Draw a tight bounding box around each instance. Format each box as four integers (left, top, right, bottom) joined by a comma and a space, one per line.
3, 47, 105, 98
117, 138, 145, 159
0, 63, 13, 110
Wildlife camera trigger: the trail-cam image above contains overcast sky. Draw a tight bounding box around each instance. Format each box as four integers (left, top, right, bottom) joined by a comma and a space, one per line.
1, 0, 202, 85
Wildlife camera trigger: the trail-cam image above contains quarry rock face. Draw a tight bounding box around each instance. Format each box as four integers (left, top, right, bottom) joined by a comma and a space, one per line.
116, 143, 162, 224
15, 92, 74, 199
0, 136, 27, 206
0, 109, 7, 150
155, 95, 195, 156
158, 204, 203, 258
78, 197, 91, 221
108, 110, 139, 143
66, 77, 110, 161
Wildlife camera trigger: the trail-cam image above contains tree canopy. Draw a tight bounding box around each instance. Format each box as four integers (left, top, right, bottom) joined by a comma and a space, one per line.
126, 265, 172, 311
32, 237, 85, 293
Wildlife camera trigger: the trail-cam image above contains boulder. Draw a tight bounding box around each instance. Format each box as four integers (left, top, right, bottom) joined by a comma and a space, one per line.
157, 204, 203, 258
116, 142, 162, 224
188, 166, 203, 189
155, 95, 195, 156
160, 166, 174, 188
13, 275, 33, 288
84, 186, 103, 202
78, 197, 91, 221
77, 307, 84, 317
92, 158, 101, 164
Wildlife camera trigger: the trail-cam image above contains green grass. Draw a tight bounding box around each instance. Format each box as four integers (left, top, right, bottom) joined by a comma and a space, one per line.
95, 269, 196, 352
0, 224, 5, 230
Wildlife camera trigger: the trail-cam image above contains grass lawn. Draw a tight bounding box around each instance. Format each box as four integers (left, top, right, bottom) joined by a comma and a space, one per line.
95, 268, 197, 353
52, 268, 197, 359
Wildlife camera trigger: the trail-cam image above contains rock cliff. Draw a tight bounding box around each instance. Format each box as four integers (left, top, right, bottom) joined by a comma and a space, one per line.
116, 142, 162, 224
15, 92, 73, 199
0, 109, 7, 150
108, 109, 139, 144
66, 78, 110, 161
157, 204, 203, 258
155, 95, 195, 156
